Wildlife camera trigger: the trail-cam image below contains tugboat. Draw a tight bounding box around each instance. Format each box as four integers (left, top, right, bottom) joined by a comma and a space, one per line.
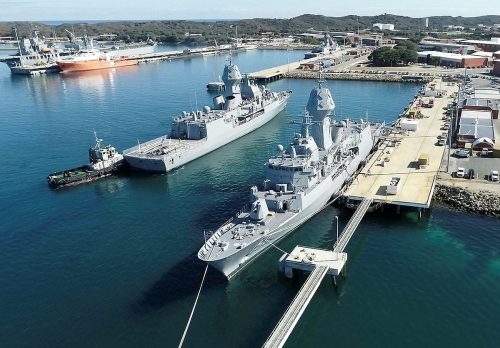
47, 133, 125, 189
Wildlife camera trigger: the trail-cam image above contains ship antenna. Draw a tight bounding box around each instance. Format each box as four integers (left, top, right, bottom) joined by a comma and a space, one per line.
13, 26, 23, 59
303, 108, 311, 138
317, 63, 325, 88
93, 130, 102, 150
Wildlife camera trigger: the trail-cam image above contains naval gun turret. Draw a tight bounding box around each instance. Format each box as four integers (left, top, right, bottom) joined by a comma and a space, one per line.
305, 73, 335, 150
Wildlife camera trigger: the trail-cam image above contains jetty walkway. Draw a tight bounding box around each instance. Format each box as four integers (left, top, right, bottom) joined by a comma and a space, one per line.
264, 197, 373, 348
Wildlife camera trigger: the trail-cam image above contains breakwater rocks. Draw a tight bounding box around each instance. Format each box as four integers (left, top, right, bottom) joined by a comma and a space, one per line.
433, 183, 500, 217
284, 71, 434, 83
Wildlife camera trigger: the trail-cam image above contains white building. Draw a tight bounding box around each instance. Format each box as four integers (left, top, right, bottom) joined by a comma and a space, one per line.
373, 23, 395, 31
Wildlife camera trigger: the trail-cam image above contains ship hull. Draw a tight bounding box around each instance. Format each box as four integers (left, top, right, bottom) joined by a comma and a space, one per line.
47, 161, 126, 189
123, 96, 289, 172
204, 126, 378, 278
57, 59, 138, 73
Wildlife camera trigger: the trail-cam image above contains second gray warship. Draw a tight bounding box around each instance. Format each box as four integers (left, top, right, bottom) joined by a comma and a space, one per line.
123, 58, 291, 172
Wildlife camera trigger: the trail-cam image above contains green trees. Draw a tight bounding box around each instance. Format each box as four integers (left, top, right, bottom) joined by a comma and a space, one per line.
369, 41, 418, 66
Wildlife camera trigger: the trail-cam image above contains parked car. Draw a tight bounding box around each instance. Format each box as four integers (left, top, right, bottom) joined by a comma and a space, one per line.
479, 148, 492, 157
454, 149, 470, 158
456, 167, 465, 178
437, 138, 446, 146
490, 170, 499, 182
468, 168, 475, 179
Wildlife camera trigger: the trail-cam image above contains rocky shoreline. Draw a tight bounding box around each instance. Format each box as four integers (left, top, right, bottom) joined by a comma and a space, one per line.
284, 71, 434, 83
433, 183, 500, 217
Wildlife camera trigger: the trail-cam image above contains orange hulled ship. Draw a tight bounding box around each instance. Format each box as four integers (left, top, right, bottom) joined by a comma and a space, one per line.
56, 49, 138, 73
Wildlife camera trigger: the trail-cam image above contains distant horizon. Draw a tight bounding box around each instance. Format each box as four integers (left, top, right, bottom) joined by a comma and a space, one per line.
0, 0, 498, 22
2, 13, 500, 25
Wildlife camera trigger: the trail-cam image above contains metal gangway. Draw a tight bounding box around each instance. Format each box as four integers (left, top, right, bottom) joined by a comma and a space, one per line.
333, 197, 373, 253
263, 197, 373, 348
262, 265, 329, 348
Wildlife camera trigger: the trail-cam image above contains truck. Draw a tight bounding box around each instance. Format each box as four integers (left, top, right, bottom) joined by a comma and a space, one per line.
387, 177, 401, 195
490, 170, 499, 182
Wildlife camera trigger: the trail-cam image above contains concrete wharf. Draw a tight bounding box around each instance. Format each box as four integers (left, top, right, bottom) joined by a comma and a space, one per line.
264, 198, 373, 348
249, 50, 348, 83
344, 78, 459, 209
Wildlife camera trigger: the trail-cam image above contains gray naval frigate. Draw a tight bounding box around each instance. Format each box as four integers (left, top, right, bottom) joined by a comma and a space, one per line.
122, 59, 291, 172
198, 75, 384, 278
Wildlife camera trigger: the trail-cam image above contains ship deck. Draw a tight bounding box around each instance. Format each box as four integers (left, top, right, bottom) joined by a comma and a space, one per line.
123, 136, 205, 158
201, 210, 294, 261
344, 78, 458, 208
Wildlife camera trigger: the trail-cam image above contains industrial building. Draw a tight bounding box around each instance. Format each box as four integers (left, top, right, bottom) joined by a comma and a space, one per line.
417, 51, 488, 68
455, 98, 500, 151
419, 40, 475, 54
373, 23, 395, 31
463, 38, 500, 52
456, 110, 495, 148
461, 98, 499, 119
494, 51, 500, 76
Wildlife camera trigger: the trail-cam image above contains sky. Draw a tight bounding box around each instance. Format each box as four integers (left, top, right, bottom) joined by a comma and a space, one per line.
0, 0, 498, 21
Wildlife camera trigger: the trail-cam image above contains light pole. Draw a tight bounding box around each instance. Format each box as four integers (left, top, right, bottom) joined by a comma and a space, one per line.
335, 216, 339, 243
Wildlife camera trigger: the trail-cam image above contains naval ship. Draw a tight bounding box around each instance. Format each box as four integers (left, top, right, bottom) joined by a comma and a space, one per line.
122, 58, 291, 172
198, 74, 384, 278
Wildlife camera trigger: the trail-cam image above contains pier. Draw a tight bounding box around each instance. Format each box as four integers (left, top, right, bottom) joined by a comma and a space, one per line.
249, 55, 333, 83
264, 198, 373, 348
344, 78, 459, 209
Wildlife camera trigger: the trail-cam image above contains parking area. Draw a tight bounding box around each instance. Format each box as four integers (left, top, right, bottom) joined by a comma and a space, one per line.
445, 152, 500, 181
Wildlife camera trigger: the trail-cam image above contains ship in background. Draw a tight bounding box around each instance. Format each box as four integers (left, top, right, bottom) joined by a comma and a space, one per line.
4, 27, 68, 74
2, 27, 155, 75
56, 48, 138, 73
64, 30, 156, 57
198, 72, 384, 278
304, 32, 340, 59
123, 57, 292, 172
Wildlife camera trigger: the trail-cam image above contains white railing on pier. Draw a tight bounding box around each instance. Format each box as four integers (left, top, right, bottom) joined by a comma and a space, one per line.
262, 265, 329, 348
263, 197, 373, 348
333, 197, 373, 253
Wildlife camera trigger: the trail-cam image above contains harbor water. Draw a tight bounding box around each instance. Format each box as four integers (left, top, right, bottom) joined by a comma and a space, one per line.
0, 48, 499, 347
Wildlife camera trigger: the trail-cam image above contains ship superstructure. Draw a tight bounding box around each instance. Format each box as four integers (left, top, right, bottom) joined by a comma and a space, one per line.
122, 58, 291, 172
198, 74, 384, 278
304, 32, 339, 59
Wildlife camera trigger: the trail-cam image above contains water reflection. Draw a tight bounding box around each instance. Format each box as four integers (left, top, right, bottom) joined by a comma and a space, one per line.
60, 69, 119, 97
10, 73, 63, 110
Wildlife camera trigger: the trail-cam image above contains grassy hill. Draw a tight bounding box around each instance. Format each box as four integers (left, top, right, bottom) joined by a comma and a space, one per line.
1, 14, 499, 44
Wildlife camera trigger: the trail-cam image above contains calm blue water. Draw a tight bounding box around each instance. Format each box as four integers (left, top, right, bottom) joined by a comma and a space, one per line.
0, 49, 499, 348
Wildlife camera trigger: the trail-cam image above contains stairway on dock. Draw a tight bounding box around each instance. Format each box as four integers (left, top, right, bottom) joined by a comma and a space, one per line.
264, 197, 373, 348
